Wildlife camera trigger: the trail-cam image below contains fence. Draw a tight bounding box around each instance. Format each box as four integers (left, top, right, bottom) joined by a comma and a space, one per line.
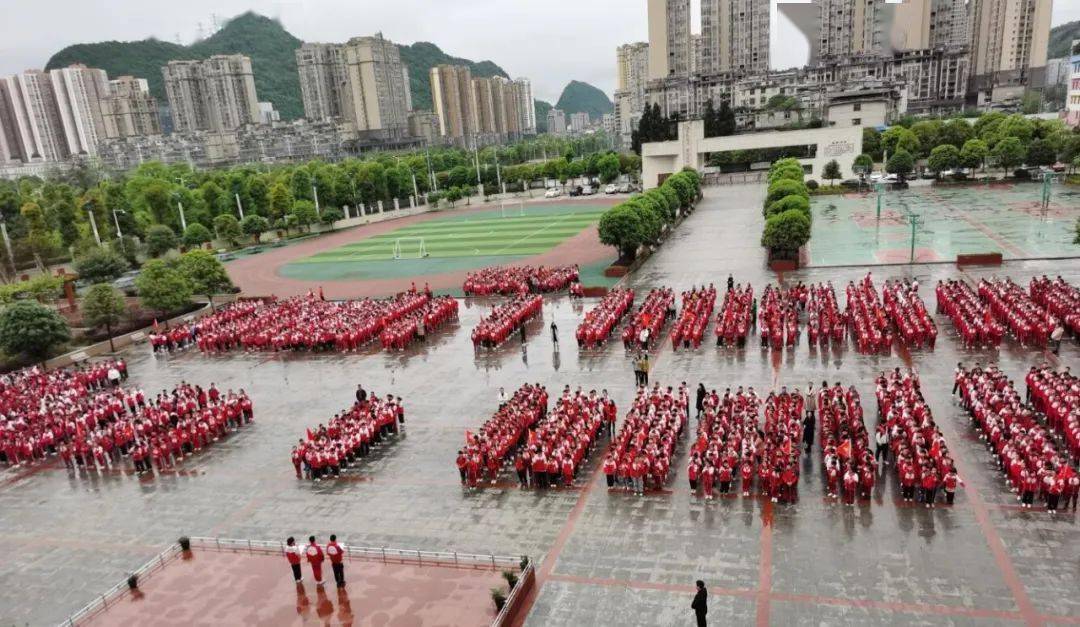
60, 536, 528, 627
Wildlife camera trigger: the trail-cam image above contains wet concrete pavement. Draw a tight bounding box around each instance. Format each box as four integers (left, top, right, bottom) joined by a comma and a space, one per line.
1, 184, 1078, 626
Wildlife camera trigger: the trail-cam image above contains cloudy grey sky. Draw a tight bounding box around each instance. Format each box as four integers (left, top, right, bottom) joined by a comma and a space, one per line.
1, 0, 1078, 102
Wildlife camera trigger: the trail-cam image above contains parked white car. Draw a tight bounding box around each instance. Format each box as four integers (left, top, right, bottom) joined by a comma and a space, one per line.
544, 188, 562, 198
604, 184, 618, 194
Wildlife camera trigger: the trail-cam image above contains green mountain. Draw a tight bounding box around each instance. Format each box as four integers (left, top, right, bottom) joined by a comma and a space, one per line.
534, 100, 553, 133
1048, 20, 1080, 59
554, 80, 614, 120
399, 42, 508, 111
45, 12, 516, 122
46, 12, 304, 119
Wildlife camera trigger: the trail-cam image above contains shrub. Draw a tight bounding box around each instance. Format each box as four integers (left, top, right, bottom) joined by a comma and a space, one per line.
761, 209, 811, 254
806, 179, 819, 190
182, 223, 213, 248
598, 204, 645, 260
765, 179, 809, 207
0, 300, 71, 363
765, 194, 811, 219
144, 225, 178, 258
74, 248, 129, 284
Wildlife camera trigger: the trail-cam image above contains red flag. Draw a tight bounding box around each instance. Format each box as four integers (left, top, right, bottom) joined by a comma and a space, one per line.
930, 439, 941, 459
76, 421, 85, 440
152, 318, 160, 332
306, 428, 315, 441
527, 430, 538, 446
837, 440, 852, 459
783, 439, 792, 456
640, 313, 653, 328
464, 430, 473, 445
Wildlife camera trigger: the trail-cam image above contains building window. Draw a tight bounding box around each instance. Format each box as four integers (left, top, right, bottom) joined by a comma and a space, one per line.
853, 103, 861, 111
852, 118, 861, 126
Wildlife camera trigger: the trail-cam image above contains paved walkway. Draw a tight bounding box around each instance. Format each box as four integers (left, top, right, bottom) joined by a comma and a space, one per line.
1, 185, 1077, 626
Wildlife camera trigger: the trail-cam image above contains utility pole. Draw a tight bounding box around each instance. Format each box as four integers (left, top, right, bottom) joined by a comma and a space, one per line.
909, 215, 918, 264
176, 198, 187, 231
235, 192, 245, 220
312, 183, 321, 216
112, 210, 127, 255
86, 208, 101, 246
0, 220, 16, 277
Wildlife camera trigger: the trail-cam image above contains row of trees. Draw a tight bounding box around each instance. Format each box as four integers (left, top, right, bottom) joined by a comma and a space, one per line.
597, 169, 702, 262
0, 249, 232, 364
0, 134, 636, 278
760, 159, 811, 260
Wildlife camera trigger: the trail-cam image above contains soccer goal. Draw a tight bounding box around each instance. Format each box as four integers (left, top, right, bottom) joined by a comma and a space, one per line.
392, 237, 429, 259
500, 200, 526, 218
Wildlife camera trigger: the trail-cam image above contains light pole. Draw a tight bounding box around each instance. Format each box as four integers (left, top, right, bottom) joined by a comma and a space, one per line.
235, 193, 245, 220
493, 147, 502, 193
0, 217, 15, 278
174, 177, 188, 232
112, 209, 127, 255
86, 206, 101, 246
312, 183, 321, 216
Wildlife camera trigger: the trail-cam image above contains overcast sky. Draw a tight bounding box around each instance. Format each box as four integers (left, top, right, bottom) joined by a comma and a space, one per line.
1, 0, 1078, 102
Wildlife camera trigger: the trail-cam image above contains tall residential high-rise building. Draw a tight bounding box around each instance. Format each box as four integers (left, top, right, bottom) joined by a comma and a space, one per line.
101, 76, 161, 139
430, 65, 478, 140
547, 109, 567, 136
569, 112, 591, 133
0, 71, 68, 162
472, 76, 499, 136
615, 42, 650, 146
700, 0, 770, 75
513, 78, 537, 135
49, 64, 109, 157
647, 0, 692, 79
1066, 40, 1080, 127
970, 0, 1053, 79
296, 35, 411, 135
162, 55, 260, 133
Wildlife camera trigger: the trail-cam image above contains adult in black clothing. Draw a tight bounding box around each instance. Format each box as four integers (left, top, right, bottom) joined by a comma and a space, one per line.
695, 384, 707, 418
802, 413, 816, 453
520, 325, 527, 344
550, 321, 559, 344
692, 580, 707, 627
355, 385, 366, 404
726, 274, 734, 291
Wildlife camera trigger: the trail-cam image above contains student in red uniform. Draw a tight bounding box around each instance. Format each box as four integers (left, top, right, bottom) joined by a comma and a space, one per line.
285, 537, 303, 582
942, 468, 962, 505
326, 534, 346, 588
305, 536, 326, 586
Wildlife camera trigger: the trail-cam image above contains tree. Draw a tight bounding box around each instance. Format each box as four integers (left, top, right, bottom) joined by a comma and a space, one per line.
853, 154, 874, 176
761, 209, 811, 257
940, 118, 974, 149
0, 300, 70, 363
178, 250, 233, 311
992, 137, 1025, 176
20, 201, 55, 271
765, 179, 809, 208
144, 224, 178, 258
766, 194, 811, 219
135, 259, 192, 324
74, 248, 129, 284
927, 144, 960, 178
240, 215, 270, 243
82, 283, 127, 352
822, 160, 842, 185
881, 127, 920, 157
320, 207, 345, 230
960, 139, 989, 172
213, 214, 243, 248
885, 149, 915, 183
445, 187, 464, 207
268, 181, 293, 220
597, 153, 621, 184
716, 100, 736, 136
862, 128, 883, 161
598, 204, 645, 260
182, 223, 213, 248
1026, 138, 1056, 167
290, 201, 318, 232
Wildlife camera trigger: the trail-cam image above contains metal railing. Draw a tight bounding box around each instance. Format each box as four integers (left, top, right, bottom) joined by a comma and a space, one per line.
60, 536, 526, 626
494, 562, 535, 627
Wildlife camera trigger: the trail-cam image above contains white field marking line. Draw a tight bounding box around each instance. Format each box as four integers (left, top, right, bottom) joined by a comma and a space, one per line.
488, 212, 580, 257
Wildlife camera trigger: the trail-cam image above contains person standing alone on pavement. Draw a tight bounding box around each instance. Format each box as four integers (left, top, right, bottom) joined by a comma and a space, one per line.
692, 580, 708, 626
285, 537, 303, 583
551, 321, 559, 349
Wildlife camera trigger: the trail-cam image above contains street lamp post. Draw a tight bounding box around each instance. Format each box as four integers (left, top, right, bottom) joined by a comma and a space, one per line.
86, 207, 101, 246
312, 183, 321, 216
0, 218, 16, 277
235, 193, 245, 220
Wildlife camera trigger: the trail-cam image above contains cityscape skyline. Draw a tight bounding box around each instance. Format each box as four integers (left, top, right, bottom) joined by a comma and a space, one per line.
2, 1, 1078, 103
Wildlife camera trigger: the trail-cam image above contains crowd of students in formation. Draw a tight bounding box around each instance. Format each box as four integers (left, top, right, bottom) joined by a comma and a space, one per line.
876, 369, 959, 507
602, 384, 689, 495
1026, 366, 1080, 465
685, 387, 803, 503
936, 279, 1005, 348
758, 284, 803, 350
671, 286, 716, 350
956, 363, 1078, 513
817, 382, 878, 504
378, 296, 458, 350
0, 358, 254, 475
152, 288, 440, 353
462, 265, 579, 296
621, 288, 676, 351
457, 384, 547, 487
977, 278, 1053, 347
576, 289, 634, 348
882, 279, 938, 349
291, 387, 404, 481
844, 275, 893, 354
714, 283, 754, 347
1029, 276, 1078, 341
806, 282, 844, 347
471, 294, 543, 348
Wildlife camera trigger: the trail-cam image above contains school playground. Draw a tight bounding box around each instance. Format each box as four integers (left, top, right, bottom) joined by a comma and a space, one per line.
808, 181, 1080, 266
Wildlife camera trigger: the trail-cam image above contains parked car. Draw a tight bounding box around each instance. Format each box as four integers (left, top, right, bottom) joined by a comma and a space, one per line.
568, 186, 584, 197
544, 188, 562, 198
604, 184, 618, 194
617, 183, 632, 194
581, 185, 597, 196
